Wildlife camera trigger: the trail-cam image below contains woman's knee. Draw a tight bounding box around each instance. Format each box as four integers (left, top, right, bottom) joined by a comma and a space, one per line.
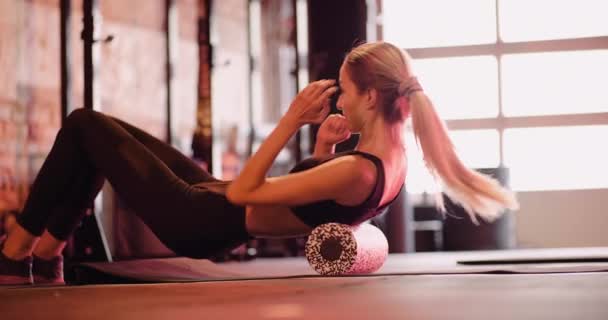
64, 108, 96, 130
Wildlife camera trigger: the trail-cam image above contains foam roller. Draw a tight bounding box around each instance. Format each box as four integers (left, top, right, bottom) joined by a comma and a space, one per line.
305, 222, 389, 275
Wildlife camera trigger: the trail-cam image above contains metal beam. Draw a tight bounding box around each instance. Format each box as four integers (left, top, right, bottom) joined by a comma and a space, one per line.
60, 0, 72, 121
408, 36, 608, 59
82, 0, 97, 109
445, 112, 608, 131
165, 0, 177, 144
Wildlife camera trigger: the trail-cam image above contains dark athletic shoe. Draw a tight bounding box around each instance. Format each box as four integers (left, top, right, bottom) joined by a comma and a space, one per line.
33, 255, 65, 286
0, 247, 33, 286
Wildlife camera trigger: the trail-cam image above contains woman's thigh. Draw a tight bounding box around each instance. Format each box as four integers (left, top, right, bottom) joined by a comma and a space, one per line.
110, 116, 218, 185
144, 186, 250, 259
67, 109, 247, 257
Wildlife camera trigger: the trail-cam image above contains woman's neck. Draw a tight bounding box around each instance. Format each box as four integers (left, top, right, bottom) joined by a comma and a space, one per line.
355, 117, 405, 156
356, 116, 408, 201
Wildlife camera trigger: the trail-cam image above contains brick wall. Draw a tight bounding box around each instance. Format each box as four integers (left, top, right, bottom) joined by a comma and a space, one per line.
95, 0, 199, 259
0, 0, 199, 221
99, 0, 167, 138
0, 0, 62, 212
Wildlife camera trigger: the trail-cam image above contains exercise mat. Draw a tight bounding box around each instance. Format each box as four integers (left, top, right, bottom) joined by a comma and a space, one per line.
305, 223, 388, 275
68, 248, 608, 285
458, 246, 608, 265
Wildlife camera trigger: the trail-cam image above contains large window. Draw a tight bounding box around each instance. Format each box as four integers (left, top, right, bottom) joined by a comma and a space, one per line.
504, 126, 608, 191
414, 56, 499, 120
499, 0, 608, 42
383, 0, 496, 48
501, 50, 608, 117
382, 0, 608, 192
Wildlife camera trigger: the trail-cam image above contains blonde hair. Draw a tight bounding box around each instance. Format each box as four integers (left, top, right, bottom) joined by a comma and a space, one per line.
344, 41, 519, 224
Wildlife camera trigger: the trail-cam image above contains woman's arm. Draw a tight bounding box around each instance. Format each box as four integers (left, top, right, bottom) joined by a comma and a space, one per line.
227, 80, 337, 203
227, 117, 300, 199
312, 114, 351, 158
227, 80, 376, 208
228, 154, 377, 207
312, 140, 335, 157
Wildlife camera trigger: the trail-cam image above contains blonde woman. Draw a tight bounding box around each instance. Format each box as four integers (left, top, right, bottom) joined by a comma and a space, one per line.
0, 41, 517, 286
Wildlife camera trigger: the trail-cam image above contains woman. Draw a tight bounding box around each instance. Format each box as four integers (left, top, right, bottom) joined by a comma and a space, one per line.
0, 41, 518, 286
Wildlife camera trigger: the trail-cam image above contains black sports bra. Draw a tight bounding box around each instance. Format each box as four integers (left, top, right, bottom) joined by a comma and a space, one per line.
288, 150, 404, 228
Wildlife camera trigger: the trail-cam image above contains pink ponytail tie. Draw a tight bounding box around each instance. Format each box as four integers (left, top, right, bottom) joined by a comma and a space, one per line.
399, 76, 423, 98
395, 95, 410, 115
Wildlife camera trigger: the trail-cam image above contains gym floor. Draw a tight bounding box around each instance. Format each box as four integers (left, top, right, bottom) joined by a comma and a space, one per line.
2, 249, 608, 319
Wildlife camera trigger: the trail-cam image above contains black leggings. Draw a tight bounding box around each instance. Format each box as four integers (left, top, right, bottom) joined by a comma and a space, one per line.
17, 109, 250, 259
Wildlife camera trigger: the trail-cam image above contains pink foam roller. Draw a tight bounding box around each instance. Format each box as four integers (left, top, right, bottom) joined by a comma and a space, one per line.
305, 223, 389, 275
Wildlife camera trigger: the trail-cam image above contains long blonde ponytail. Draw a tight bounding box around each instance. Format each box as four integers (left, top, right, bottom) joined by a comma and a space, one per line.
344, 41, 518, 223
409, 92, 519, 224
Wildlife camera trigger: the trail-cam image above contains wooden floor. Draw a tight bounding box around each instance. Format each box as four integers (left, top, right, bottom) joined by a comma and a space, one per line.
2, 273, 608, 320
2, 249, 608, 320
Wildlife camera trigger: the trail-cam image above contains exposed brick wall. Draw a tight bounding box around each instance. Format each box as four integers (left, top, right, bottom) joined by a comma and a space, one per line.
95, 0, 200, 259
0, 2, 21, 212
177, 0, 198, 40
99, 0, 167, 139
100, 0, 164, 32
95, 0, 197, 147
0, 0, 61, 213
0, 0, 199, 219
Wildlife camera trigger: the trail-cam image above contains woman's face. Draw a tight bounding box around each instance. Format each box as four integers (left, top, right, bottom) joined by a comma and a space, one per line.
337, 65, 366, 132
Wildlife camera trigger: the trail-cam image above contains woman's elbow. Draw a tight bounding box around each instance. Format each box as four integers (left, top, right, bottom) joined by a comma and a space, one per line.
226, 184, 246, 205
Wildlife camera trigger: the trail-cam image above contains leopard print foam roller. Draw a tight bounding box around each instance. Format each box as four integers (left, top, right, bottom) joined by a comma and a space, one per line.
305, 223, 389, 275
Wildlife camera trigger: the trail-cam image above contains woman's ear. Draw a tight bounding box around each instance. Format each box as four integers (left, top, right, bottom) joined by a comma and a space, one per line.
365, 88, 378, 110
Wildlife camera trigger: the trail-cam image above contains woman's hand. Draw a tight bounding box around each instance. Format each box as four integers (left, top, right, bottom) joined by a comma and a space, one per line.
284, 80, 337, 127
316, 114, 351, 146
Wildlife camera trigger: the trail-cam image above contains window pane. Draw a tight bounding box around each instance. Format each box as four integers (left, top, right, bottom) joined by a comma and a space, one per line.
405, 130, 440, 194
415, 56, 498, 120
504, 126, 608, 191
502, 50, 608, 116
383, 0, 496, 48
500, 0, 608, 42
404, 129, 500, 194
450, 130, 500, 169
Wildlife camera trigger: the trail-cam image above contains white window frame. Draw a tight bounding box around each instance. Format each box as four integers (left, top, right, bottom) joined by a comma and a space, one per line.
378, 2, 608, 167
